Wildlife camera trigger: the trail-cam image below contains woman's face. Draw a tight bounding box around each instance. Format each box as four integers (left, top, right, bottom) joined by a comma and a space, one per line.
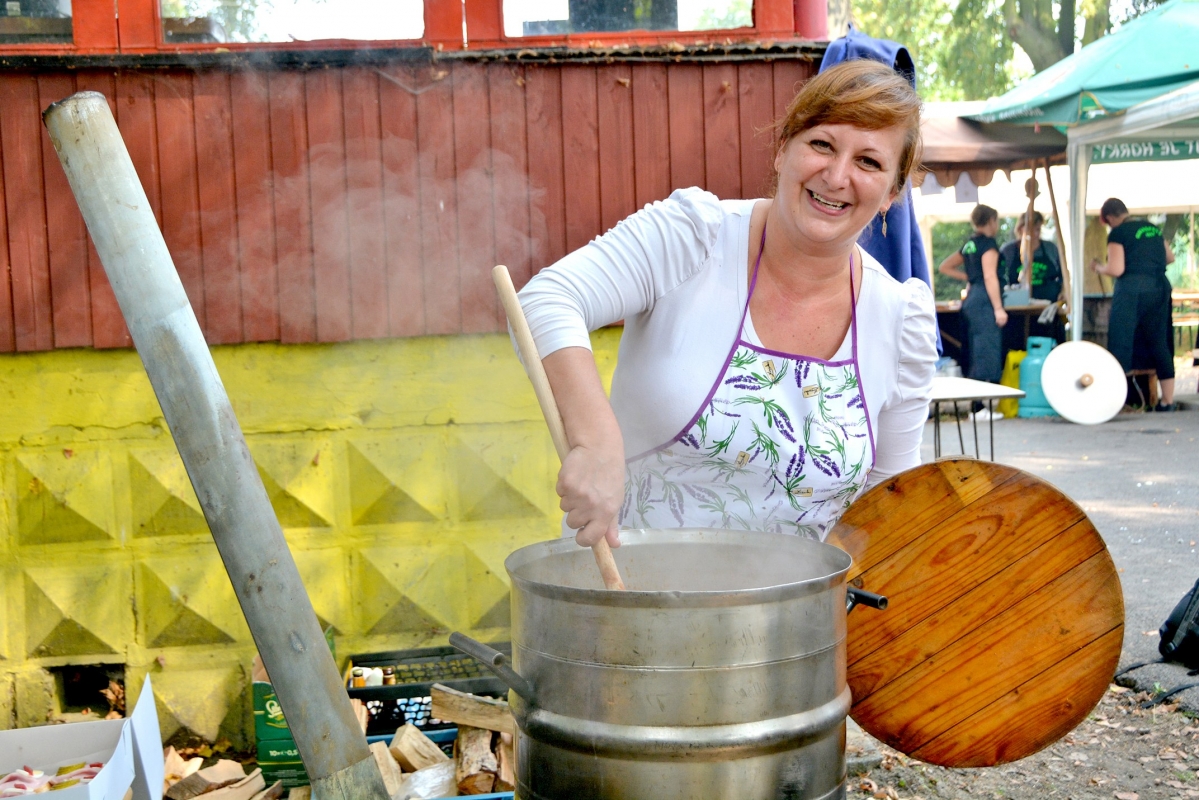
773, 122, 906, 249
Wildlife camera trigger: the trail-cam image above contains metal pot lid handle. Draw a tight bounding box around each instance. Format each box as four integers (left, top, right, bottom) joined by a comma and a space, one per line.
449, 632, 535, 702
846, 586, 889, 613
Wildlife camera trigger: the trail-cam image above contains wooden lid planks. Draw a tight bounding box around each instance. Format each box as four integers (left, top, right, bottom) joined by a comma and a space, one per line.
827, 458, 1124, 767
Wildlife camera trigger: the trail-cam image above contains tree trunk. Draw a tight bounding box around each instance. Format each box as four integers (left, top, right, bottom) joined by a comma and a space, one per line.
1003, 0, 1067, 72
1082, 0, 1111, 45
1057, 0, 1076, 57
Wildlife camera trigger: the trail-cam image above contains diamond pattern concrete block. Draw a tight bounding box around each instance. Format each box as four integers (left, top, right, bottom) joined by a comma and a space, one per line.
347, 435, 446, 525
151, 663, 243, 743
0, 458, 9, 552
13, 667, 53, 727
0, 565, 10, 662
357, 545, 464, 635
249, 439, 334, 529
0, 673, 12, 729
463, 547, 511, 630
16, 450, 114, 545
137, 556, 247, 648
24, 566, 131, 658
129, 449, 208, 538
292, 548, 352, 635
451, 426, 553, 522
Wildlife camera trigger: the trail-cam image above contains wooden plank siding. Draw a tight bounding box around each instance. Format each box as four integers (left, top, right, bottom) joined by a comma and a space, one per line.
0, 58, 816, 352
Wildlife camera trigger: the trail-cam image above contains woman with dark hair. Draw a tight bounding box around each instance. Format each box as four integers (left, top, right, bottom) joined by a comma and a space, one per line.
516, 60, 937, 543
937, 205, 1006, 388
1092, 198, 1176, 411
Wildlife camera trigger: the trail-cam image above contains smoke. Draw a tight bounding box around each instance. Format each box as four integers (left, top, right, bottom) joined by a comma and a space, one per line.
143, 62, 550, 343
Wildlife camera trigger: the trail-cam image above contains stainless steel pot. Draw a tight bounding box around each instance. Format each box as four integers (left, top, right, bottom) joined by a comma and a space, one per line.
453, 528, 861, 800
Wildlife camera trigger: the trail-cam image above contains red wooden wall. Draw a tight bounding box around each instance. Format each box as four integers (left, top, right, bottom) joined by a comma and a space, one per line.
0, 58, 816, 352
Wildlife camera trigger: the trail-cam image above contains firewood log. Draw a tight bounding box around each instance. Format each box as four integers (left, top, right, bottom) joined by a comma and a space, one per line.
454, 725, 498, 795
389, 723, 449, 772
495, 731, 515, 793
369, 740, 404, 796
430, 683, 515, 735
164, 759, 246, 800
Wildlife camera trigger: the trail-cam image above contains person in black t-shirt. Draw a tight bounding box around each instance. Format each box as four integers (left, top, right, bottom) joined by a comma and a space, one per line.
1091, 197, 1176, 410
998, 211, 1063, 301
939, 204, 1005, 385
999, 211, 1065, 342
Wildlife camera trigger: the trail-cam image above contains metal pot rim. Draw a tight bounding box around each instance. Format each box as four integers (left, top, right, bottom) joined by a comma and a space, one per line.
505, 527, 851, 607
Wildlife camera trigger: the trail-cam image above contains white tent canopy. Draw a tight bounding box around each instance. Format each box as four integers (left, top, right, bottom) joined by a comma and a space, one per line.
1067, 80, 1199, 339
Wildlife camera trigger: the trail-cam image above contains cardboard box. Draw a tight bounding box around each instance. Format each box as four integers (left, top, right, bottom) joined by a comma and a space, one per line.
256, 737, 308, 789
0, 675, 163, 800
251, 682, 290, 742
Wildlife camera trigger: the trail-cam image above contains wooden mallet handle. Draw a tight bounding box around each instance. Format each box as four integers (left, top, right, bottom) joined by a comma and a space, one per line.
492, 265, 626, 591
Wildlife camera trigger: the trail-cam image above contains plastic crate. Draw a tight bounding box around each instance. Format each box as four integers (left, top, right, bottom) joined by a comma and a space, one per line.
346, 644, 509, 737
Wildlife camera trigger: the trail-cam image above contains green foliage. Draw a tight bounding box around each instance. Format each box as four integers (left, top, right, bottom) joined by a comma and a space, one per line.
1167, 214, 1199, 290
853, 0, 1023, 99
851, 0, 1170, 100
932, 221, 971, 301
696, 0, 752, 30
160, 0, 265, 41
1113, 0, 1169, 25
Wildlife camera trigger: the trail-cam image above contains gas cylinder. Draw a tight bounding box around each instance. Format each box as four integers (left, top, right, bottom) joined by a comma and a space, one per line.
1018, 336, 1059, 418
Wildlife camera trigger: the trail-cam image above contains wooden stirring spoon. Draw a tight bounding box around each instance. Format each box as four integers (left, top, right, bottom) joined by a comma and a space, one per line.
492, 265, 626, 591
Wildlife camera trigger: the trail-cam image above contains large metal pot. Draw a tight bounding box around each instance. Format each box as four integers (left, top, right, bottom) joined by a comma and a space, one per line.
453, 528, 858, 800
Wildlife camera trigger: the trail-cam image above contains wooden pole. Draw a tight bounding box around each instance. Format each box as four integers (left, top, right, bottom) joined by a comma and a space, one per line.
1021, 168, 1039, 290
1043, 160, 1072, 324
42, 92, 389, 800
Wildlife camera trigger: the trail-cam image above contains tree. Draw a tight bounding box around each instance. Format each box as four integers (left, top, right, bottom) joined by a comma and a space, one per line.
853, 0, 1020, 100
852, 0, 1169, 100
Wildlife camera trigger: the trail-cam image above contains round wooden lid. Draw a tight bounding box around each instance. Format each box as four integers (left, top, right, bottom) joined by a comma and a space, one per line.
827, 458, 1124, 767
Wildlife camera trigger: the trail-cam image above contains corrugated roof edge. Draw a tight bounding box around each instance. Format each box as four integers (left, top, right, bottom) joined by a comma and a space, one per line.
0, 40, 827, 70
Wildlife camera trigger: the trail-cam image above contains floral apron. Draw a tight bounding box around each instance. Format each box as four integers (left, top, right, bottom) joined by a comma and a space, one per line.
620, 235, 876, 540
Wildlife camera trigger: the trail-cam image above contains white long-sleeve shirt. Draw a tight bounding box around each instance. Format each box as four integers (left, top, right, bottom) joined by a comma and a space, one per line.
519, 188, 938, 486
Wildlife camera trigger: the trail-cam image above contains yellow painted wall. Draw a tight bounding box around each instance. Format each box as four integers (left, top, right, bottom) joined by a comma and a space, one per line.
0, 329, 622, 745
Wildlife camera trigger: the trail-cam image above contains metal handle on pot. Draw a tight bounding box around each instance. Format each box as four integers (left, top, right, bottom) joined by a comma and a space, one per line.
450, 632, 535, 701
846, 587, 888, 613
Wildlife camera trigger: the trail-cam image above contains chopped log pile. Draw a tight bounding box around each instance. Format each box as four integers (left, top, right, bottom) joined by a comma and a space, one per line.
348, 683, 518, 798
162, 755, 281, 800
157, 685, 514, 799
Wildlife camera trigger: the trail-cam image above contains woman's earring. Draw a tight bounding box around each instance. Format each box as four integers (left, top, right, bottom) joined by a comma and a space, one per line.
881, 214, 888, 238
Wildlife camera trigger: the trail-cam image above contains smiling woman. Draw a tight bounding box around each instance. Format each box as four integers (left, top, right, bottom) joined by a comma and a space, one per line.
517, 59, 938, 547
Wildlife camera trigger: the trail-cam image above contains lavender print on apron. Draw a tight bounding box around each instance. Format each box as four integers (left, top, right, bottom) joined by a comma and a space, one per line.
620, 238, 876, 541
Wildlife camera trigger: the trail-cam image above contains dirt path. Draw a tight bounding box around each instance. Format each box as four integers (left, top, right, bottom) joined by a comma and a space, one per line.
853, 686, 1197, 799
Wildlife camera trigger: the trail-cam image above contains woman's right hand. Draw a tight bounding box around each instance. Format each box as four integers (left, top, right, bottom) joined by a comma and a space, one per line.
994, 307, 1009, 327
557, 440, 626, 549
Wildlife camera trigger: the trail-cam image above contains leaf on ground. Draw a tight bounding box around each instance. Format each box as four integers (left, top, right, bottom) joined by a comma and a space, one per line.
1114, 792, 1140, 800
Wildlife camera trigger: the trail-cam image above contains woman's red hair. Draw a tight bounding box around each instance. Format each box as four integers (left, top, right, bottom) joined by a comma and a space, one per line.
776, 60, 923, 195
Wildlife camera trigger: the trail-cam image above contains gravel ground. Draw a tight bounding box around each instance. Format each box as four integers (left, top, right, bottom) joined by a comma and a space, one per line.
850, 378, 1199, 800
852, 686, 1196, 800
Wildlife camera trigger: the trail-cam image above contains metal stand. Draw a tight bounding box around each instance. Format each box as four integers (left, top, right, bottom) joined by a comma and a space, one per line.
932, 400, 996, 461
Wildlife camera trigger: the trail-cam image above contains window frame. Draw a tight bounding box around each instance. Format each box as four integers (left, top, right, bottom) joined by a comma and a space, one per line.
464, 0, 797, 49
0, 0, 809, 56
